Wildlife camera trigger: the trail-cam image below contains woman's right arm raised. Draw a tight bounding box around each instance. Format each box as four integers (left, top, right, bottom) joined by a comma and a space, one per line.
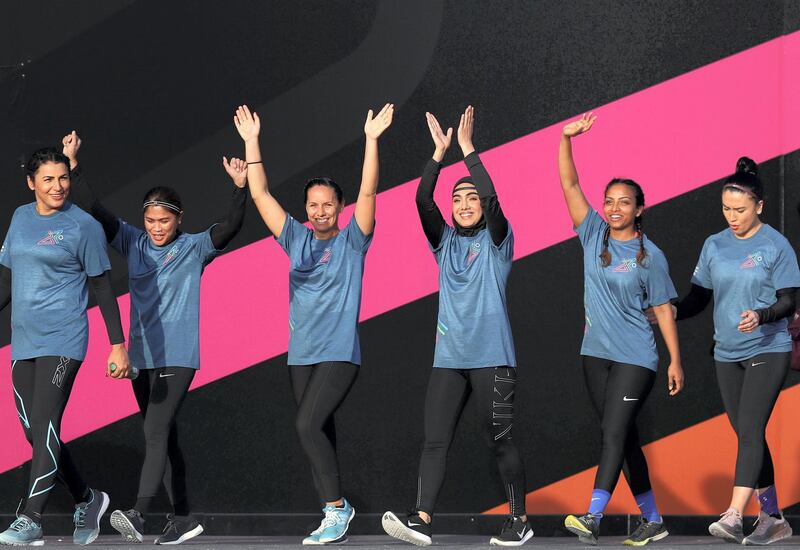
234, 105, 287, 237
559, 112, 596, 227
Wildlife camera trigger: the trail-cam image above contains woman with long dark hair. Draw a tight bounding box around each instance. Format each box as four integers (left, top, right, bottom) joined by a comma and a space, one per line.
0, 146, 129, 546
382, 106, 531, 547
234, 103, 393, 545
671, 158, 798, 545
63, 131, 247, 545
558, 113, 683, 546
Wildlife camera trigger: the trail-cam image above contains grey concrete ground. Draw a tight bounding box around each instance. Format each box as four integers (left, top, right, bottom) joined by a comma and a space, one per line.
29, 535, 800, 549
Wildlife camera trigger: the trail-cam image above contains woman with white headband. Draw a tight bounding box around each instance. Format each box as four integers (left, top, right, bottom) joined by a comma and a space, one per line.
63, 131, 247, 545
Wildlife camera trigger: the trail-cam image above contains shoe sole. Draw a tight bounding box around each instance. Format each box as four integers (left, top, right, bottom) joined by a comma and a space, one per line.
564, 515, 597, 546
381, 511, 432, 547
74, 490, 110, 545
489, 528, 534, 546
0, 537, 44, 546
318, 507, 355, 544
110, 510, 144, 543
623, 529, 669, 546
708, 523, 742, 544
742, 524, 793, 546
155, 524, 204, 545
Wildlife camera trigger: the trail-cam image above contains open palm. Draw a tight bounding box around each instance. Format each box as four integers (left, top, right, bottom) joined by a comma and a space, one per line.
364, 103, 394, 140
563, 112, 597, 138
234, 105, 260, 142
426, 112, 452, 151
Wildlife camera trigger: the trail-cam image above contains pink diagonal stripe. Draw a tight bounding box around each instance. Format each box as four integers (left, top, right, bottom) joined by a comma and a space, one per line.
2, 31, 799, 473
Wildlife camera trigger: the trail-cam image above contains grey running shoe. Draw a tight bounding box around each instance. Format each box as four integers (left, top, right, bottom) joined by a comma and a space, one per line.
564, 514, 599, 545
110, 509, 144, 543
623, 518, 669, 546
0, 515, 44, 546
73, 488, 110, 545
154, 514, 204, 545
708, 507, 743, 543
743, 511, 793, 546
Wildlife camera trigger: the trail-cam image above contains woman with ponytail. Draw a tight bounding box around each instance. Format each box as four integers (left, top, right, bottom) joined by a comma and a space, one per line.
558, 113, 683, 546
668, 157, 799, 545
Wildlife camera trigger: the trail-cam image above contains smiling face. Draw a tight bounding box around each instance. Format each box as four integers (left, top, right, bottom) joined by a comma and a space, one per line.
143, 205, 182, 246
27, 161, 70, 215
722, 188, 762, 238
305, 184, 342, 238
451, 182, 483, 228
603, 183, 643, 234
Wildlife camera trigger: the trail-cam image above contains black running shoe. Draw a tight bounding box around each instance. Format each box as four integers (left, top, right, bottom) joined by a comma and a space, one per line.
490, 516, 534, 546
110, 509, 144, 543
623, 518, 669, 546
154, 514, 204, 545
564, 514, 599, 545
381, 511, 432, 546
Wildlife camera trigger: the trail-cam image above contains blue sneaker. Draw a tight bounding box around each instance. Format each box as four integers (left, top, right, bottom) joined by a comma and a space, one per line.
302, 505, 333, 546
0, 515, 44, 546
73, 488, 110, 545
317, 499, 354, 544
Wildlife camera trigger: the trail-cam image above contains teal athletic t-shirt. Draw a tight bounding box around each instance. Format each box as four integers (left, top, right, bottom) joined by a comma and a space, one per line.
431, 224, 516, 369
112, 222, 219, 370
0, 202, 111, 361
277, 214, 372, 366
576, 208, 677, 371
691, 224, 800, 362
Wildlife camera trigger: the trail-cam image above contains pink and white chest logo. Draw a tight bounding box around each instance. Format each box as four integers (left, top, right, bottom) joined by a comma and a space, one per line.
37, 230, 64, 246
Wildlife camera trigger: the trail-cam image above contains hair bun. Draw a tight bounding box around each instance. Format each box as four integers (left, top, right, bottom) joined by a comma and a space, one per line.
735, 156, 758, 176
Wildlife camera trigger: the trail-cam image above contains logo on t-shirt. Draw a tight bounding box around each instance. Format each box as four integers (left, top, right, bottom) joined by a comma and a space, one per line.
740, 251, 763, 269
163, 245, 180, 267
467, 241, 481, 265
37, 230, 64, 246
319, 247, 332, 264
612, 258, 637, 272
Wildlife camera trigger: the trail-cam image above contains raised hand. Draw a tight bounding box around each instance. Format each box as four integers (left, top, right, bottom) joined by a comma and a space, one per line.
563, 112, 597, 138
223, 157, 248, 188
234, 105, 261, 142
457, 105, 476, 156
426, 112, 452, 159
364, 103, 394, 140
62, 130, 82, 169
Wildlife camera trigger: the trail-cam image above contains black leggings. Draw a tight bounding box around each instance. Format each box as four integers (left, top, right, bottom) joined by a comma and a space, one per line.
582, 356, 655, 496
289, 362, 359, 503
11, 357, 89, 523
715, 352, 789, 488
416, 367, 527, 517
131, 367, 195, 515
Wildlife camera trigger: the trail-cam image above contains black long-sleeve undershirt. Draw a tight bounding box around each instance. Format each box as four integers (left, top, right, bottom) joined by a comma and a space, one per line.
87, 271, 125, 345
464, 151, 508, 247
675, 283, 797, 325
209, 185, 247, 250
70, 164, 246, 250
415, 152, 509, 249
675, 284, 713, 320
755, 287, 797, 324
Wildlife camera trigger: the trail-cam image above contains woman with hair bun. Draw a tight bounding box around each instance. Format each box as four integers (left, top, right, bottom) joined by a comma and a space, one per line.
669, 157, 799, 545
558, 113, 683, 547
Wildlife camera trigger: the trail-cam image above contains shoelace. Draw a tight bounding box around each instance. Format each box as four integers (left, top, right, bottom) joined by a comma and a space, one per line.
73, 504, 87, 528
9, 517, 33, 532
719, 508, 742, 526
750, 513, 776, 536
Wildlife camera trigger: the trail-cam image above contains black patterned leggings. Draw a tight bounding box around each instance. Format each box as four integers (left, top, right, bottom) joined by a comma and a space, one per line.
12, 356, 88, 523
415, 366, 527, 517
